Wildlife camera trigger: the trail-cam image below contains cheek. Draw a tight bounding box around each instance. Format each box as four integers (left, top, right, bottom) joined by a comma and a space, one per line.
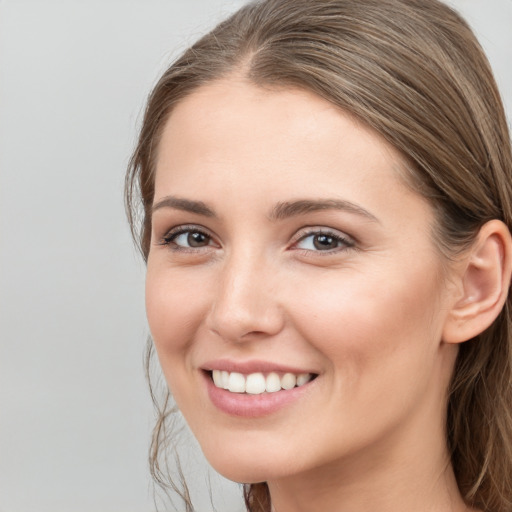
145, 265, 209, 368
279, 265, 450, 461
289, 265, 445, 390
145, 263, 216, 420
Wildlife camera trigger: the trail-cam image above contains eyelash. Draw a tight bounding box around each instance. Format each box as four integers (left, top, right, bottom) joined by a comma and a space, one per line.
158, 225, 356, 254
291, 228, 356, 255
159, 225, 216, 252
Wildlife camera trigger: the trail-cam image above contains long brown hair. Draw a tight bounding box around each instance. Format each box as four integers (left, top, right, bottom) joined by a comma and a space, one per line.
125, 1, 512, 510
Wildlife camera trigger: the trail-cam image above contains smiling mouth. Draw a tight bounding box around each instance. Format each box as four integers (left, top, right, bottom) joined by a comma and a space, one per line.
208, 370, 317, 395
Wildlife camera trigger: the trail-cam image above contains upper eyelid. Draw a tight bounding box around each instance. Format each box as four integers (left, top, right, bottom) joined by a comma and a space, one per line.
158, 226, 220, 253
289, 228, 358, 255
156, 224, 218, 249
162, 224, 213, 239
291, 226, 355, 243
156, 223, 356, 248
162, 224, 352, 236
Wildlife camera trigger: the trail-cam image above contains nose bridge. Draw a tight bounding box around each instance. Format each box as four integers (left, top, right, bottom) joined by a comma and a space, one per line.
207, 245, 283, 341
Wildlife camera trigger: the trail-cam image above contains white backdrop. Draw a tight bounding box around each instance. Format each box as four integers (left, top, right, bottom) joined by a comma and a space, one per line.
0, 1, 510, 511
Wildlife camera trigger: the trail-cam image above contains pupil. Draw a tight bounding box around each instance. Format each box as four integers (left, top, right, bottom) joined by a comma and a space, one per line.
313, 234, 337, 250
188, 232, 208, 247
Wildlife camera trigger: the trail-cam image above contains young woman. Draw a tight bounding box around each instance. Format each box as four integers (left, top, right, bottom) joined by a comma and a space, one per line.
126, 0, 512, 510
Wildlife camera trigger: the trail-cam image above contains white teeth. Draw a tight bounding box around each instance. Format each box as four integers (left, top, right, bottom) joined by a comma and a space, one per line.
246, 373, 266, 394
296, 373, 310, 386
211, 370, 314, 394
281, 373, 296, 390
212, 370, 222, 387
228, 372, 246, 393
265, 372, 281, 393
221, 370, 230, 389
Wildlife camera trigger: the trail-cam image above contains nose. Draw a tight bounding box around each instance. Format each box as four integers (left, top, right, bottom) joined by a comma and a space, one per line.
206, 250, 285, 343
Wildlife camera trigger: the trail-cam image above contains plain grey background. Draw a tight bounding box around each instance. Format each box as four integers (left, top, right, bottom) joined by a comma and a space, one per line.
0, 1, 511, 511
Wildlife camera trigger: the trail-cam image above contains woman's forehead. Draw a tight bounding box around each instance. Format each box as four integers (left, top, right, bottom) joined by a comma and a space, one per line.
153, 79, 434, 238
157, 79, 402, 181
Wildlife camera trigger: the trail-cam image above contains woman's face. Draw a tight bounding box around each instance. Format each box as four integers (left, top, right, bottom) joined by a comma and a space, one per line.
146, 79, 459, 483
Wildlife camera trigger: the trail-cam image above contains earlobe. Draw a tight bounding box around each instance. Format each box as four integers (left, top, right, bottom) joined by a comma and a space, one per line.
443, 220, 512, 344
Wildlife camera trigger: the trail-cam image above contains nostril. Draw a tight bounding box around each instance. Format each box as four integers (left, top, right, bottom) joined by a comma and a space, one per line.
240, 330, 267, 339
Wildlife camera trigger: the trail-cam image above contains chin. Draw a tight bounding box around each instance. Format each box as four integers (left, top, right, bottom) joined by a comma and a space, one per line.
198, 434, 300, 484
212, 464, 269, 485
207, 458, 285, 484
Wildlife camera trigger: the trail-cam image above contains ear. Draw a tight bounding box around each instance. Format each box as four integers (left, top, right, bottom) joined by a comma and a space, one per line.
443, 219, 512, 344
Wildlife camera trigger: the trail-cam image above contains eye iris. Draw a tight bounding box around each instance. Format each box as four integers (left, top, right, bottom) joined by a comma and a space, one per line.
313, 234, 338, 250
188, 232, 209, 247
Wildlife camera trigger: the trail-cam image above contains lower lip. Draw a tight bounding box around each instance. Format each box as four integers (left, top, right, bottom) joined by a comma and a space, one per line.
203, 371, 315, 418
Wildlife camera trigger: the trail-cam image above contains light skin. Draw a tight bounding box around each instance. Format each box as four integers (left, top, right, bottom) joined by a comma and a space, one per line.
146, 78, 511, 512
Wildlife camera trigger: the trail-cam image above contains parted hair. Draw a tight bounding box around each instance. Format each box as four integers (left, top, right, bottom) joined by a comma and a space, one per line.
125, 1, 512, 511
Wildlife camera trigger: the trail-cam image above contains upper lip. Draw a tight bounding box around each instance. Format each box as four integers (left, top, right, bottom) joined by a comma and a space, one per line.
200, 358, 318, 375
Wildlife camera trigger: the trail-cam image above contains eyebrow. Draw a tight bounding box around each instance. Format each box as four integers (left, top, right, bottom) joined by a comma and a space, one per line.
269, 199, 379, 223
152, 196, 216, 217
151, 195, 378, 223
